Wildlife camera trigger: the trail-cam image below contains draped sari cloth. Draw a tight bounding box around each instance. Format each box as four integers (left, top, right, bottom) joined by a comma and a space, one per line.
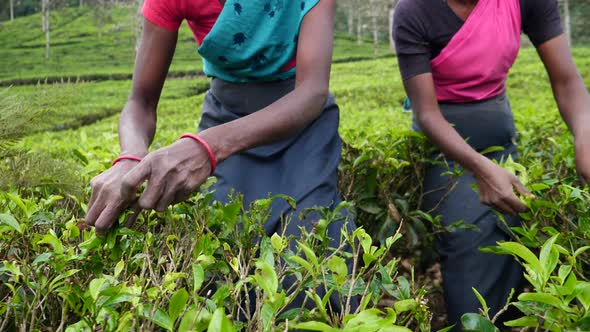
412, 0, 526, 328
431, 0, 522, 103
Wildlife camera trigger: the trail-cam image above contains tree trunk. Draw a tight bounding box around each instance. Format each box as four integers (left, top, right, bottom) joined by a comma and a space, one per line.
80, 0, 83, 7
389, 6, 395, 52
347, 2, 354, 35
356, 3, 363, 44
370, 0, 378, 55
96, 0, 104, 38
10, 0, 14, 21
563, 0, 571, 45
135, 0, 144, 53
42, 0, 50, 59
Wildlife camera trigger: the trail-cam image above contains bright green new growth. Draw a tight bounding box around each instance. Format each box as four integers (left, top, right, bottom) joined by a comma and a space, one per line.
1, 5, 590, 332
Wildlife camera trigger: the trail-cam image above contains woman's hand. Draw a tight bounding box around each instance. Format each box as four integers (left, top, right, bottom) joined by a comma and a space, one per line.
575, 134, 590, 185
473, 157, 530, 215
86, 160, 140, 235
120, 138, 213, 214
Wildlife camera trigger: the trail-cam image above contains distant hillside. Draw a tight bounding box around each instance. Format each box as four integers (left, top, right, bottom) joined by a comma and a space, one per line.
0, 6, 392, 85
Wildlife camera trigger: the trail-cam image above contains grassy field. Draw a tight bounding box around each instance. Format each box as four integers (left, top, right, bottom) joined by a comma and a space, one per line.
0, 6, 392, 84
2, 6, 590, 332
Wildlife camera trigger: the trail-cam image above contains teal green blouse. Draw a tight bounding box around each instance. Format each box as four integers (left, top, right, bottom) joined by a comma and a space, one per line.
198, 0, 320, 83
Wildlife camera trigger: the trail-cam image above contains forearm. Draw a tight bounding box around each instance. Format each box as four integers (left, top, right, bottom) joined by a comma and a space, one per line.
553, 74, 590, 138
118, 99, 157, 158
418, 110, 487, 173
199, 82, 328, 162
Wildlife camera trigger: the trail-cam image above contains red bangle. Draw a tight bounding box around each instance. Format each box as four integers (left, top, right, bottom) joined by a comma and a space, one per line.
180, 133, 217, 174
112, 155, 143, 167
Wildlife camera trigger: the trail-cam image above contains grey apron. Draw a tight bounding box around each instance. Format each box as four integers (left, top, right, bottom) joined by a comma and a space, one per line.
414, 92, 524, 329
197, 78, 357, 318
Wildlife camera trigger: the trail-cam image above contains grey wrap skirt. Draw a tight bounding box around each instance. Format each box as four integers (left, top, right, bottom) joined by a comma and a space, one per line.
414, 92, 524, 329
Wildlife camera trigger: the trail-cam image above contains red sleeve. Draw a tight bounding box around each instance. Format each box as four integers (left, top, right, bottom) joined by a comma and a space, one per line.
142, 0, 184, 32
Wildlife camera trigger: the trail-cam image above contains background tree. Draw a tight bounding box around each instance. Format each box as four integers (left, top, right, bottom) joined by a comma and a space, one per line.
130, 0, 143, 54
91, 0, 112, 38
41, 0, 50, 59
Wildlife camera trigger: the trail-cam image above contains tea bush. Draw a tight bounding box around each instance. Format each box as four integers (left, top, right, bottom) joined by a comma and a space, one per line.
2, 8, 590, 330
0, 185, 434, 331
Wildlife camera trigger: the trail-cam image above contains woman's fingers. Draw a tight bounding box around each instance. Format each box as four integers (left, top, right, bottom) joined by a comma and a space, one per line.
138, 179, 166, 210
512, 178, 531, 197
155, 183, 180, 212
493, 199, 517, 216
94, 202, 126, 235
172, 187, 195, 207
502, 193, 528, 214
87, 181, 100, 213
85, 190, 107, 227
125, 202, 143, 228
121, 161, 152, 200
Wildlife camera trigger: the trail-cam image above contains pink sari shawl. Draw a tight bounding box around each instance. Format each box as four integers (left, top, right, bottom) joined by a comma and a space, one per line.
431, 0, 522, 103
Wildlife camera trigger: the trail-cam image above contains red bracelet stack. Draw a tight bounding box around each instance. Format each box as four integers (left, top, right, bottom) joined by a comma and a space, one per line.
180, 133, 217, 175
112, 155, 143, 167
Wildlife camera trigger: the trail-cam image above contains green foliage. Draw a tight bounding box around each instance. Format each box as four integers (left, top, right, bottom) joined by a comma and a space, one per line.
0, 7, 391, 85
0, 189, 431, 331
0, 86, 82, 192
2, 6, 590, 330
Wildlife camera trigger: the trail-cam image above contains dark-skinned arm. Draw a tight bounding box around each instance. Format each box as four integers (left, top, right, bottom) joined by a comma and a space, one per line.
117, 0, 337, 216
199, 0, 335, 160
85, 20, 177, 234
537, 34, 590, 184
404, 74, 529, 215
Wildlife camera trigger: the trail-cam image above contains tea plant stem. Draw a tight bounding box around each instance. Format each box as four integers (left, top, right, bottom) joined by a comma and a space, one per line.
56, 299, 67, 332
0, 308, 10, 332
344, 242, 361, 316
320, 269, 334, 325
491, 289, 514, 323
28, 288, 41, 331
426, 182, 457, 215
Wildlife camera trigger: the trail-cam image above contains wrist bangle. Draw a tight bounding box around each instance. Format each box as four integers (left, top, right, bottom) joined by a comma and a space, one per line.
112, 155, 143, 167
180, 133, 217, 175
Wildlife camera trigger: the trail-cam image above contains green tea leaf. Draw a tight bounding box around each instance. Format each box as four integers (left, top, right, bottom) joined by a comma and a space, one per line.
327, 256, 348, 284
575, 283, 590, 311
480, 146, 505, 155
207, 308, 235, 332
436, 326, 456, 332
461, 313, 500, 332
169, 288, 189, 322
289, 256, 314, 276
270, 233, 284, 253
292, 321, 335, 331
539, 234, 559, 279
518, 292, 565, 309
89, 278, 107, 301
142, 305, 174, 331
0, 213, 22, 234
471, 288, 489, 315
178, 306, 199, 332
72, 149, 89, 165
298, 241, 319, 270
394, 299, 418, 313
114, 260, 125, 279
498, 242, 543, 275
254, 260, 278, 295
6, 193, 29, 216
192, 264, 204, 293
504, 316, 538, 327
38, 232, 64, 254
